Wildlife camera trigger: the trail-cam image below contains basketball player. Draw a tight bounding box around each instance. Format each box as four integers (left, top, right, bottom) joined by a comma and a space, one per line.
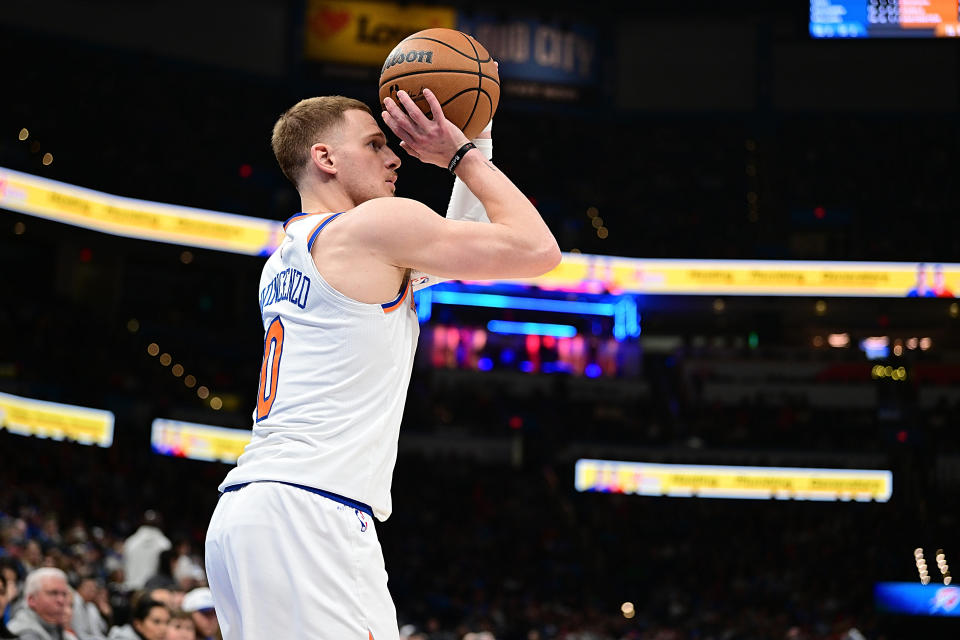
204, 87, 560, 640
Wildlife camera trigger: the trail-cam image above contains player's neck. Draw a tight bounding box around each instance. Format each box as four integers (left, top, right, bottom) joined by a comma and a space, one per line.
299, 185, 356, 215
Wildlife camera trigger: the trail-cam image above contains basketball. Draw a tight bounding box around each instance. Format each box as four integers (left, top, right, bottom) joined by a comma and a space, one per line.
379, 28, 499, 140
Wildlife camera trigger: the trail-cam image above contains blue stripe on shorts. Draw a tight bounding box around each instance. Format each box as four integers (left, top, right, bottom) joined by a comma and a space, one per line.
222, 481, 373, 517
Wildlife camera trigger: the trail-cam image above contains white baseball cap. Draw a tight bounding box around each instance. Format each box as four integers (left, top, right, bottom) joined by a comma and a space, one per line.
181, 587, 215, 612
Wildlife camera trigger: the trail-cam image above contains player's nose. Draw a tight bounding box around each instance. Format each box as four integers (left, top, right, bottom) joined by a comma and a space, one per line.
384, 146, 401, 170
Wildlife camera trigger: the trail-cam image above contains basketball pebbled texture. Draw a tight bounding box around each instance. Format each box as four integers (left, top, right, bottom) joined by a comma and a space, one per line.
379, 28, 499, 140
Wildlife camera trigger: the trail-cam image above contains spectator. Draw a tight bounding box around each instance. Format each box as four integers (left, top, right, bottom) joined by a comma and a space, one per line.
0, 559, 20, 628
178, 591, 216, 640
71, 578, 108, 640
0, 570, 16, 639
20, 545, 42, 575
7, 568, 70, 640
107, 599, 168, 640
169, 544, 202, 594
58, 596, 79, 640
122, 514, 170, 592
162, 611, 193, 640
142, 552, 176, 595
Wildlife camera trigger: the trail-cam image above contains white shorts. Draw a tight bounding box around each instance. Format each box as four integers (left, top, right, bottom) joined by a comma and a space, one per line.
205, 482, 398, 640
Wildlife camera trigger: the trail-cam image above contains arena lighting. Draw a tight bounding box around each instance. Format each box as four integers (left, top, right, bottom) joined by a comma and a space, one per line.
614, 296, 640, 341
875, 583, 960, 616
431, 291, 616, 315
419, 288, 640, 341
0, 391, 114, 447
860, 336, 889, 360
574, 459, 893, 502
827, 333, 850, 348
415, 286, 433, 322
486, 320, 577, 338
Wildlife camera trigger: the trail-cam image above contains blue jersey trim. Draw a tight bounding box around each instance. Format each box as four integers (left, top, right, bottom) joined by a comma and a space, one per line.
283, 212, 310, 228
307, 212, 344, 251
381, 280, 409, 310
222, 481, 373, 517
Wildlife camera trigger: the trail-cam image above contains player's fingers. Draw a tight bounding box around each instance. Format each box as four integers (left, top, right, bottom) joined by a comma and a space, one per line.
421, 88, 447, 125
382, 97, 418, 136
383, 96, 410, 125
399, 140, 421, 159
382, 108, 417, 143
396, 91, 432, 130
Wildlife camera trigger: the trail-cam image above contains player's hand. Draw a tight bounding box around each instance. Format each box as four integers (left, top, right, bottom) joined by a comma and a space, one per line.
382, 88, 469, 168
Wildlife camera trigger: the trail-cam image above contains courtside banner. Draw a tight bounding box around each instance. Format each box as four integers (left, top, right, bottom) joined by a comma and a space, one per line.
0, 167, 283, 256
151, 418, 250, 463
304, 0, 456, 66
875, 583, 960, 616
574, 459, 893, 502
524, 254, 960, 298
0, 392, 114, 447
4, 166, 958, 298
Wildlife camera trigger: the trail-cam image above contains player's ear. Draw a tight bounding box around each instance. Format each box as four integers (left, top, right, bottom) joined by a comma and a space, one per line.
310, 142, 337, 176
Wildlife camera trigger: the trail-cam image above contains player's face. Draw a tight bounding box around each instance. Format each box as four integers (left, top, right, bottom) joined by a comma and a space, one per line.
336, 109, 401, 204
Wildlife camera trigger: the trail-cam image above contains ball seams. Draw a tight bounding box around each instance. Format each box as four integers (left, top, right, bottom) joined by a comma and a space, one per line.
440, 86, 497, 109
378, 69, 500, 89
461, 31, 482, 135
398, 35, 492, 63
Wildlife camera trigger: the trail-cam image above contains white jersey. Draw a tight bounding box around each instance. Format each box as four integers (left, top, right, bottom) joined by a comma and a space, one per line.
219, 211, 420, 521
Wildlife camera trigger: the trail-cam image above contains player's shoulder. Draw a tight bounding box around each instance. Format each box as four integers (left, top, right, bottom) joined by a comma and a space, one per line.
350, 196, 432, 219
340, 197, 438, 235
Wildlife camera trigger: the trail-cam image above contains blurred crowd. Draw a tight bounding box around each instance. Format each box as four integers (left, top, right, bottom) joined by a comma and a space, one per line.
0, 506, 217, 640
3, 426, 937, 640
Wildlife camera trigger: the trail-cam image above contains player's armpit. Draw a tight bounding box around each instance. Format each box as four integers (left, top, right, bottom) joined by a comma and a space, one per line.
353, 197, 561, 281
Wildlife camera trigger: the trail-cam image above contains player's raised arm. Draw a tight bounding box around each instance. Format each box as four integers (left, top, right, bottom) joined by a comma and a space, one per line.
373, 88, 561, 280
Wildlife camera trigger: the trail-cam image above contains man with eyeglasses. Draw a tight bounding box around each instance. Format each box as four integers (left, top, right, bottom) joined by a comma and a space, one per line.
8, 568, 70, 640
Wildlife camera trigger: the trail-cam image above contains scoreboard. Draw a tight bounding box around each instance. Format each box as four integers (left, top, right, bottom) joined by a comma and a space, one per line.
811, 1, 960, 37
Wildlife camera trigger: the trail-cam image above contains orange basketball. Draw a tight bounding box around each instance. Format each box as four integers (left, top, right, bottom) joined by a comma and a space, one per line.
379, 28, 499, 140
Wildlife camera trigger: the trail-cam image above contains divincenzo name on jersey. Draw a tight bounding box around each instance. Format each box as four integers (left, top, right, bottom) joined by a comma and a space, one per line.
259, 267, 311, 311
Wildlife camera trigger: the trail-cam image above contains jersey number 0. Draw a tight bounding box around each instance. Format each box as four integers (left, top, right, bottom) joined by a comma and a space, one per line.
256, 317, 284, 421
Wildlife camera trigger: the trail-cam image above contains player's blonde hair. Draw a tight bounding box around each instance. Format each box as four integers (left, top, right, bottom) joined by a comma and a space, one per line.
271, 96, 372, 187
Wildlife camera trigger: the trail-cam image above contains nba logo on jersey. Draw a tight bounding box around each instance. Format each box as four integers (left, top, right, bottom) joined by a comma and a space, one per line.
356, 509, 368, 533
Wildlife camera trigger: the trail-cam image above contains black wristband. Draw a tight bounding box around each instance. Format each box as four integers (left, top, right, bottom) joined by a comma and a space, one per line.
447, 142, 476, 174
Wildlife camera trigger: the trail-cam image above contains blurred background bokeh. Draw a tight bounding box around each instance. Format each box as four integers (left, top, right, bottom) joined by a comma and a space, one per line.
2, 1, 960, 638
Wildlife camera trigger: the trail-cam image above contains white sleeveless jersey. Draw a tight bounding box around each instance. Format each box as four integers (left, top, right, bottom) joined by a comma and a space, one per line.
219, 211, 420, 521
